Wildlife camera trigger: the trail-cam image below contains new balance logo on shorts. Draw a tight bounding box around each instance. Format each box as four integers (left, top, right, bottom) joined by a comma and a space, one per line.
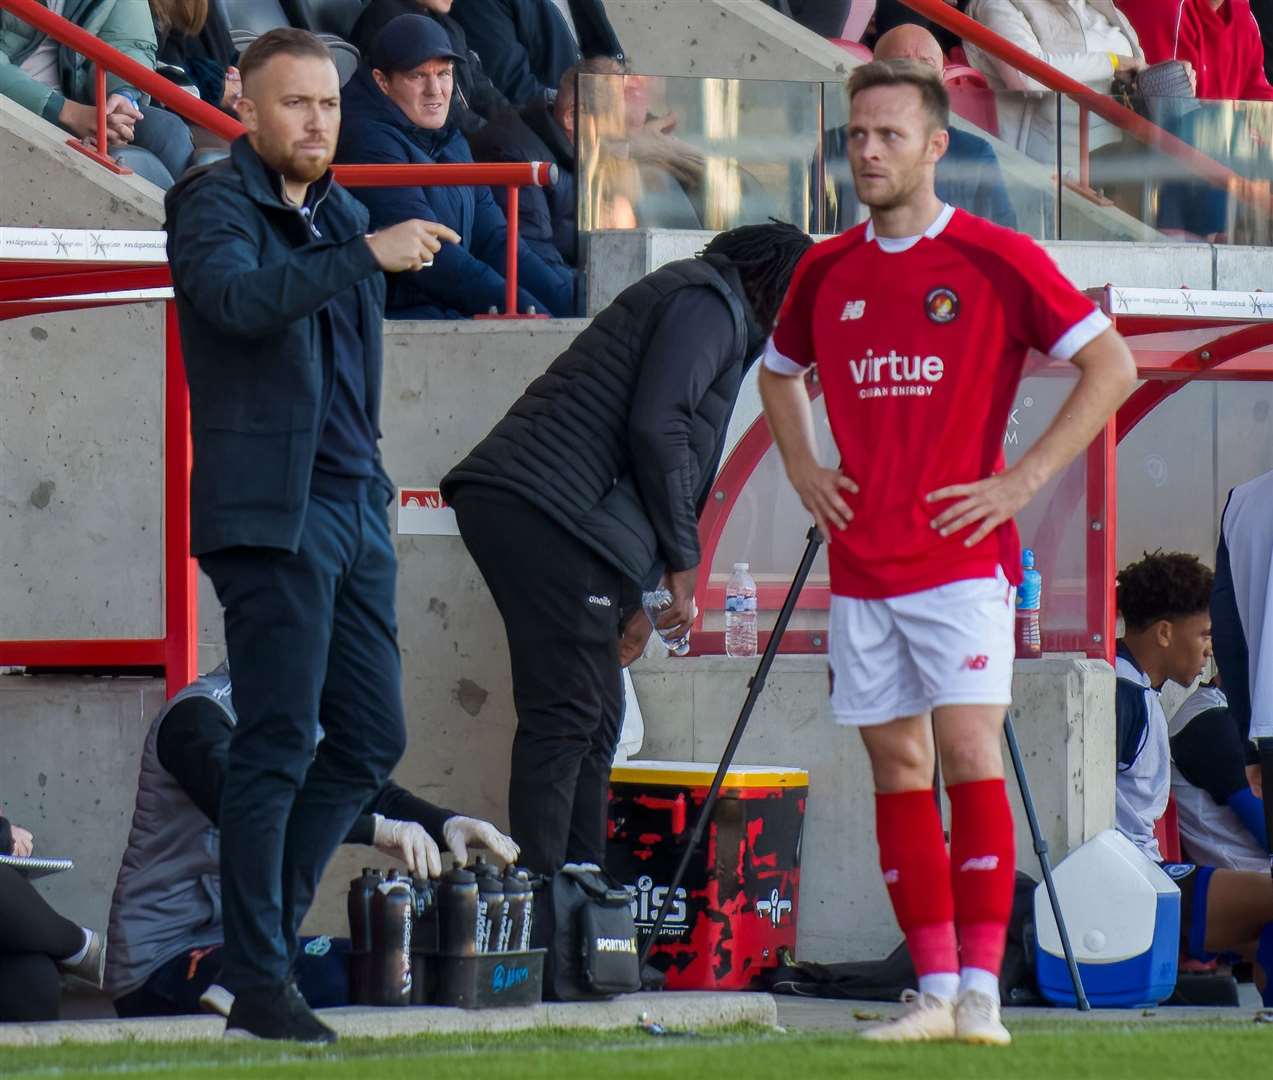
961, 655, 989, 671
882, 869, 900, 884
959, 855, 1000, 872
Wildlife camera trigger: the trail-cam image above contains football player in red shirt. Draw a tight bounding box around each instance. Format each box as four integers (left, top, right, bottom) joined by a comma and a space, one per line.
759, 60, 1136, 1045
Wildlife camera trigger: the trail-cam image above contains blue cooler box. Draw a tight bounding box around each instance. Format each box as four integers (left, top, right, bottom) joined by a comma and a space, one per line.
1035, 829, 1179, 1008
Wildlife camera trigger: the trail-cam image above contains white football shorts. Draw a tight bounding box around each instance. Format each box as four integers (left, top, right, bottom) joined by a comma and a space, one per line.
828, 567, 1016, 727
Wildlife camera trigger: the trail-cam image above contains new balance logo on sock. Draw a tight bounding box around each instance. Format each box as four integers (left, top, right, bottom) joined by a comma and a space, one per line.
882, 869, 900, 884
959, 855, 1000, 872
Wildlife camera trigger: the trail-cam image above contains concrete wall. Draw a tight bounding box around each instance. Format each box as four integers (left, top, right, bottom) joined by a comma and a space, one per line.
629, 656, 1114, 961
0, 96, 163, 230
605, 0, 854, 81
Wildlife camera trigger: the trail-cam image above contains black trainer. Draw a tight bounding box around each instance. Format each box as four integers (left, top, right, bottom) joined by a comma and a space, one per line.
224, 981, 337, 1043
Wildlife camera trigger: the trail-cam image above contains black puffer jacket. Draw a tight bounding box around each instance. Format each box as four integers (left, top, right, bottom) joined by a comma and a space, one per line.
442, 256, 762, 587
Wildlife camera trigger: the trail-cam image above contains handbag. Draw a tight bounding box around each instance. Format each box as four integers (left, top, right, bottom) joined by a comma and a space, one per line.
532, 863, 642, 1000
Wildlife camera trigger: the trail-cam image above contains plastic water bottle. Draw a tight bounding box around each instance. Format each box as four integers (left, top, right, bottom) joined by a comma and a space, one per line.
1015, 548, 1043, 659
725, 563, 758, 658
642, 587, 692, 656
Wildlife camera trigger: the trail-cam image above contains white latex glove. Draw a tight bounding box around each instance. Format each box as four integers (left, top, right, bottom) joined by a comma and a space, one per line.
372, 814, 442, 878
442, 816, 520, 867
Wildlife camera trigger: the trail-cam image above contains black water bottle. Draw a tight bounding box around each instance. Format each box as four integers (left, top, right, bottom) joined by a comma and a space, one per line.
370, 869, 413, 1006
409, 875, 436, 1006
347, 867, 381, 1004
473, 860, 506, 952
502, 868, 533, 953
437, 865, 481, 956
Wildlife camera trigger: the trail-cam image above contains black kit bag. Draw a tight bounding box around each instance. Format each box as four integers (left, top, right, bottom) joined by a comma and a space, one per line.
531, 863, 642, 1000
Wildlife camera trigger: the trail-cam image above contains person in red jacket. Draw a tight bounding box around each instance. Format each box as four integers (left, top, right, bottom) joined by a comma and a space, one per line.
1117, 0, 1273, 100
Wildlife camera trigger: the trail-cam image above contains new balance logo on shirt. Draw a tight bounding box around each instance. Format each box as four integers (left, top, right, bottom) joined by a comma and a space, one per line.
841, 299, 866, 321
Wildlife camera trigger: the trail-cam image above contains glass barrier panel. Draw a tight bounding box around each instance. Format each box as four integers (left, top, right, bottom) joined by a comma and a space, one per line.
1058, 97, 1273, 246
700, 359, 1101, 655
576, 73, 824, 233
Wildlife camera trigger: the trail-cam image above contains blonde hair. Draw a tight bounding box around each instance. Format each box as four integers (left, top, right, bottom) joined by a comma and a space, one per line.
847, 58, 950, 131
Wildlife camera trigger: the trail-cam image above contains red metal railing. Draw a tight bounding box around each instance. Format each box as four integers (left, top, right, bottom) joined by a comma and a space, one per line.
898, 0, 1270, 211
689, 294, 1273, 662
0, 0, 557, 318
0, 259, 195, 693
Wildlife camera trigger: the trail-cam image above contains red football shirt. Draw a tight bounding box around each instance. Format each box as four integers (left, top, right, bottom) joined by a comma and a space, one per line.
765, 205, 1109, 600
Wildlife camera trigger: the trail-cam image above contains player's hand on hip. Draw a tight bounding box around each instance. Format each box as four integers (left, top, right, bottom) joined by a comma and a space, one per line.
789, 462, 857, 538
365, 220, 461, 273
927, 468, 1038, 548
372, 814, 442, 878
10, 826, 33, 858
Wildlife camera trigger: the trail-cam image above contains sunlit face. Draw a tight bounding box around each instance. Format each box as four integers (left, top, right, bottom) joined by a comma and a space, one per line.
374, 58, 455, 130
1162, 611, 1213, 687
238, 54, 341, 185
846, 83, 947, 211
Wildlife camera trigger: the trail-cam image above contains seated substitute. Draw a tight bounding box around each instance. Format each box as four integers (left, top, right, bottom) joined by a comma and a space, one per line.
822, 24, 1017, 231
104, 662, 517, 1018
1170, 677, 1269, 873
1113, 551, 1273, 1005
336, 14, 578, 319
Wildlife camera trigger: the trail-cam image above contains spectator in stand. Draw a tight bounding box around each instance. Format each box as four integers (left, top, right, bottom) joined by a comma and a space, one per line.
350, 0, 511, 134
1169, 676, 1270, 873
150, 0, 240, 115
337, 15, 578, 318
1113, 551, 1273, 1007
450, 0, 623, 110
823, 23, 1017, 230
0, 0, 195, 188
765, 0, 854, 37
872, 0, 968, 52
468, 55, 625, 266
105, 662, 518, 1018
963, 0, 1145, 170
0, 807, 105, 1021
1117, 0, 1273, 101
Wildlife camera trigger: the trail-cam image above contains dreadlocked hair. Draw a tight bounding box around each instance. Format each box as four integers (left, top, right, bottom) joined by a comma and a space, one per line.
701, 221, 812, 335
1117, 550, 1214, 632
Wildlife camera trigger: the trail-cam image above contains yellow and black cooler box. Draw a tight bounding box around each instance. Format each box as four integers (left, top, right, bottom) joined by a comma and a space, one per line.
606, 760, 807, 991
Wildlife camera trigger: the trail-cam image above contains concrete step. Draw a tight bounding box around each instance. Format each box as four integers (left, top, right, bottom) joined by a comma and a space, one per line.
0, 991, 777, 1047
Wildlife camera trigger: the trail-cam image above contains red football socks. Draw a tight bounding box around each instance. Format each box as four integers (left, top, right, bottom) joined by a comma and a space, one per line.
874, 789, 957, 979
947, 778, 1016, 978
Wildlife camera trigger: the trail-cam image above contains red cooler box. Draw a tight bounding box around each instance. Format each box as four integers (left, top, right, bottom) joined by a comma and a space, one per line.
606, 760, 807, 990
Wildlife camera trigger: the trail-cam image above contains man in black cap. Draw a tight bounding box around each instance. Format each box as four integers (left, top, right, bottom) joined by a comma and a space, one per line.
337, 15, 578, 318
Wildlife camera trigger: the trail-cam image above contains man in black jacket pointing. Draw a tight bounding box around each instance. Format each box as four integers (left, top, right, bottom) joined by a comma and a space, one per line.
441, 223, 812, 875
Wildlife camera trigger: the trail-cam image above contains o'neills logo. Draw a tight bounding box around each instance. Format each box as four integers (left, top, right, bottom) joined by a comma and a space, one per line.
850, 349, 944, 400
594, 936, 637, 954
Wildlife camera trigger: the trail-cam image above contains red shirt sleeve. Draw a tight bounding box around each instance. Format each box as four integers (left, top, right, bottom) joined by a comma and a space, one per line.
1007, 234, 1110, 361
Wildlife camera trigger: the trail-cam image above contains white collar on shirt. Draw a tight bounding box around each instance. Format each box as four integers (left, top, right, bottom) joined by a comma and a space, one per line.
865, 203, 956, 253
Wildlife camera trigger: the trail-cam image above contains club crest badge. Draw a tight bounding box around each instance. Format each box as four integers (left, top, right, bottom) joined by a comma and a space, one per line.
925, 287, 959, 324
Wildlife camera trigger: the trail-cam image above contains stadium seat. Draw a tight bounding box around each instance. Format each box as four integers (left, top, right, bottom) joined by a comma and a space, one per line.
215, 0, 361, 87
1153, 795, 1182, 863
285, 0, 369, 40
828, 38, 873, 63
214, 0, 290, 37
944, 63, 1000, 138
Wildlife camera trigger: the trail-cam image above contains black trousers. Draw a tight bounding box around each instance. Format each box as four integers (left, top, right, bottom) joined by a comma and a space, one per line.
451, 486, 625, 875
200, 490, 407, 994
0, 864, 83, 1021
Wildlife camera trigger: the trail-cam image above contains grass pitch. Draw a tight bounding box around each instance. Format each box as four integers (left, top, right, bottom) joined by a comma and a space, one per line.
0, 1019, 1270, 1080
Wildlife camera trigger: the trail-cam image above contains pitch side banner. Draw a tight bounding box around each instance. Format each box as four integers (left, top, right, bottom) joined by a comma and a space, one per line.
1106, 286, 1273, 321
